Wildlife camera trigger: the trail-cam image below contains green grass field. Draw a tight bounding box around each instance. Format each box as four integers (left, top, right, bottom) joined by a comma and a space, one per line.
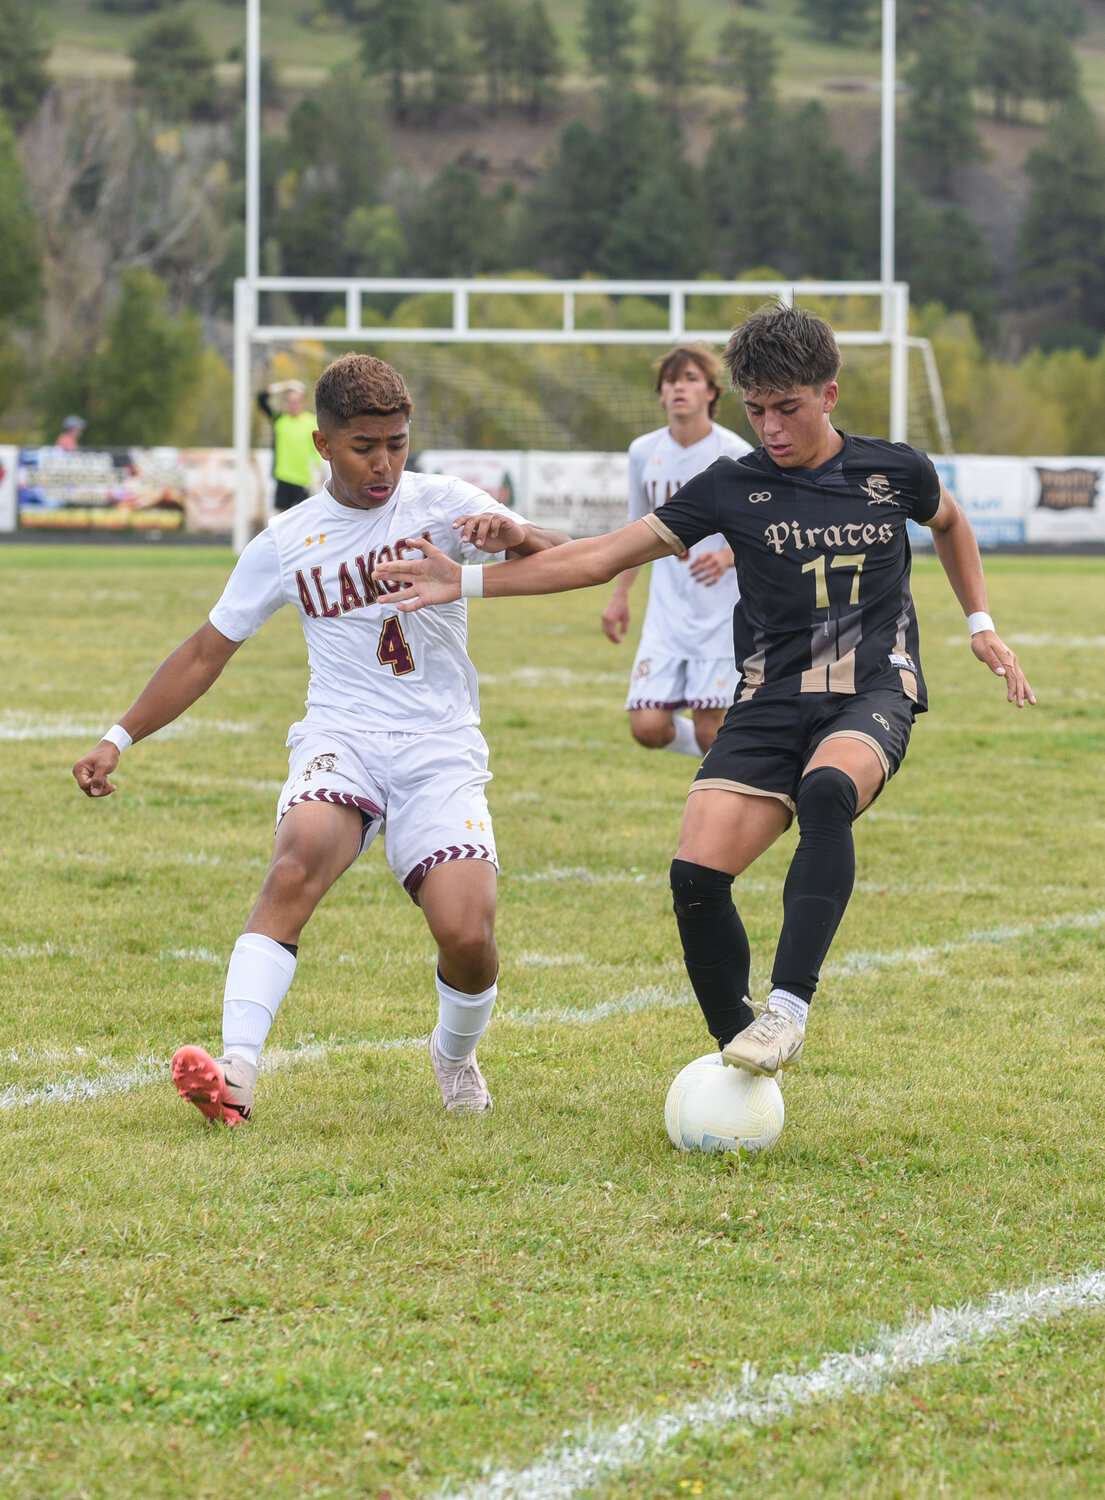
1, 545, 1103, 1499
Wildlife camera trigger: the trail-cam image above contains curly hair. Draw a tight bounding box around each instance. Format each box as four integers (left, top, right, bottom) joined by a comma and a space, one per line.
654, 344, 723, 418
314, 354, 414, 428
723, 304, 841, 395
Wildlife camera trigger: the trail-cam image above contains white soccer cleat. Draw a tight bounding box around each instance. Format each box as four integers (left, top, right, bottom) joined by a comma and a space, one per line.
721, 1007, 804, 1077
429, 1025, 493, 1114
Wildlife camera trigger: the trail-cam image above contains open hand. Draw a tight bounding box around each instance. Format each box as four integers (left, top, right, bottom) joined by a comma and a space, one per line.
453, 512, 526, 553
373, 537, 462, 612
971, 630, 1036, 707
688, 548, 734, 587
601, 595, 630, 643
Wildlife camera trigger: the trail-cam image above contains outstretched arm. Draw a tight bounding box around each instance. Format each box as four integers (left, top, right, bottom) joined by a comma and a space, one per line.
374, 519, 669, 612
72, 622, 243, 798
926, 484, 1035, 708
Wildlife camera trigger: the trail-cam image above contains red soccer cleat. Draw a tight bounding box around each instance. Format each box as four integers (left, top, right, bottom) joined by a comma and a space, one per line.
171, 1046, 254, 1127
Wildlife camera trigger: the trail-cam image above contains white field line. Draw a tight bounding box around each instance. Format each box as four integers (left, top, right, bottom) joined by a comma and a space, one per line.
0, 993, 690, 1110
440, 1269, 1105, 1500
479, 668, 625, 687
3, 908, 1100, 1111
0, 1038, 426, 1111
512, 867, 651, 885
941, 633, 1105, 650
825, 908, 1105, 977
0, 941, 94, 960
0, 714, 255, 741
506, 987, 689, 1027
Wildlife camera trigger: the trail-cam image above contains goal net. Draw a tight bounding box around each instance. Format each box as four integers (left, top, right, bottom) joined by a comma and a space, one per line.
233, 277, 952, 548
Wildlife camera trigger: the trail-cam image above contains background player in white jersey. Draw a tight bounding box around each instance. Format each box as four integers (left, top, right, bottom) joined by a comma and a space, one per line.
601, 345, 751, 757
72, 355, 568, 1126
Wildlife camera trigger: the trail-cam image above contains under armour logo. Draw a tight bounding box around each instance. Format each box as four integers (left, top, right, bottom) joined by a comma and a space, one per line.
305, 533, 327, 546
749, 491, 772, 504
465, 819, 486, 831
872, 713, 890, 731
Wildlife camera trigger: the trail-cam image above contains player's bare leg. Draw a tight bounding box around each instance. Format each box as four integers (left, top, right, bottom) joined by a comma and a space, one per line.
629, 706, 680, 751
173, 801, 363, 1126
675, 785, 791, 877
691, 706, 726, 754
244, 799, 365, 944
418, 859, 499, 1114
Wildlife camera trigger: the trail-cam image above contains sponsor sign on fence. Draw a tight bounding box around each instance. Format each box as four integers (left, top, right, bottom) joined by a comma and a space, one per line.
3, 446, 1104, 544
1026, 459, 1105, 545
11, 447, 271, 534
0, 446, 16, 532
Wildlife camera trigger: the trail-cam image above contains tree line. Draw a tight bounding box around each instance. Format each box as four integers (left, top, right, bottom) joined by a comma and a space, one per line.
1, 0, 1104, 453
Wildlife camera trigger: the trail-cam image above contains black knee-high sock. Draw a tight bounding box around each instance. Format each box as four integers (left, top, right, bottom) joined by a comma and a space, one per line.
670, 859, 755, 1047
770, 767, 859, 1004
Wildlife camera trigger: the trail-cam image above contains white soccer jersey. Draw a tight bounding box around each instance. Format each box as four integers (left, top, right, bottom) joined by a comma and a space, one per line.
209, 471, 526, 735
628, 423, 752, 660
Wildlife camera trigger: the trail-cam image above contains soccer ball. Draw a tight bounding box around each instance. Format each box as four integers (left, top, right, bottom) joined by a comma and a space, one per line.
665, 1053, 785, 1156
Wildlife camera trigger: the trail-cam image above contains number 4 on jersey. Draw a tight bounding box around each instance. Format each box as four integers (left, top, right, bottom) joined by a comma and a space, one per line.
377, 614, 415, 675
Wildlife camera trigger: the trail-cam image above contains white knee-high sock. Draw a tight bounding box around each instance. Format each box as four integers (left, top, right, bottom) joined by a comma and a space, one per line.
665, 714, 700, 756
434, 970, 497, 1060
222, 933, 297, 1068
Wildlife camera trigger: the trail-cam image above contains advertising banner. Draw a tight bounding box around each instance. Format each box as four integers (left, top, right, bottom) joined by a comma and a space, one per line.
6, 444, 1105, 547
0, 446, 16, 532
15, 446, 268, 535
908, 456, 1031, 549
1025, 458, 1105, 545
178, 448, 270, 534
523, 451, 629, 536
415, 450, 526, 513
17, 447, 188, 531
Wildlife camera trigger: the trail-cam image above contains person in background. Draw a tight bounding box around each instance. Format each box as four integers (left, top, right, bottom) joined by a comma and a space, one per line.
52, 416, 86, 452
258, 379, 318, 511
602, 346, 751, 757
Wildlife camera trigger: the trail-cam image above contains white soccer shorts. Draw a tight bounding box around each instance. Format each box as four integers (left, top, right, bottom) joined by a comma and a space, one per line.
625, 648, 739, 713
277, 722, 497, 901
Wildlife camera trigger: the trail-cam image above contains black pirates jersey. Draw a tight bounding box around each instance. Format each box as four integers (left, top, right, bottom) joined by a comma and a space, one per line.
641, 434, 942, 711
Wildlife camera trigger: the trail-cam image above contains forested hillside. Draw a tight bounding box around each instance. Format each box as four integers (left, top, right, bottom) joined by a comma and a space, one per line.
3, 0, 1105, 453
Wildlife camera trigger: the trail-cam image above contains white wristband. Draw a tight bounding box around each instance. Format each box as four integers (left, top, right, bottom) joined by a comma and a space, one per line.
459, 566, 484, 599
967, 611, 995, 636
102, 724, 133, 753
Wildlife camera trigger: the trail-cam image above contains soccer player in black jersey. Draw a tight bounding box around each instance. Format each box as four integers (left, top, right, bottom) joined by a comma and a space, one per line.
374, 304, 1035, 1080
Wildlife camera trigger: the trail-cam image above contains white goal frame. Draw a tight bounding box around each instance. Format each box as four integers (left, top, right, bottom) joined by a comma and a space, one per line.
232, 275, 952, 552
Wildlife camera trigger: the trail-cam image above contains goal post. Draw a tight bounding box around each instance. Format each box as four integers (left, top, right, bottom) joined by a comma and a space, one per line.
233, 275, 951, 552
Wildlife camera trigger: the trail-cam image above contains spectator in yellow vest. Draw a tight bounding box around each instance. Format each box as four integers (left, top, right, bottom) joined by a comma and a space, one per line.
257, 380, 319, 511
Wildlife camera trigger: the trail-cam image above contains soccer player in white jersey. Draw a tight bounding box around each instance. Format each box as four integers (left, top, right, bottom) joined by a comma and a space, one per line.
72, 355, 568, 1126
602, 345, 752, 757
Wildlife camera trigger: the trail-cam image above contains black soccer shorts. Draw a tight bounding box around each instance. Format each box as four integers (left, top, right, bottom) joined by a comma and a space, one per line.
691, 690, 916, 816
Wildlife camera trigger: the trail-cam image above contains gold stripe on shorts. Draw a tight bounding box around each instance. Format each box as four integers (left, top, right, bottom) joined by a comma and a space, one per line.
689, 778, 797, 817
816, 729, 890, 779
